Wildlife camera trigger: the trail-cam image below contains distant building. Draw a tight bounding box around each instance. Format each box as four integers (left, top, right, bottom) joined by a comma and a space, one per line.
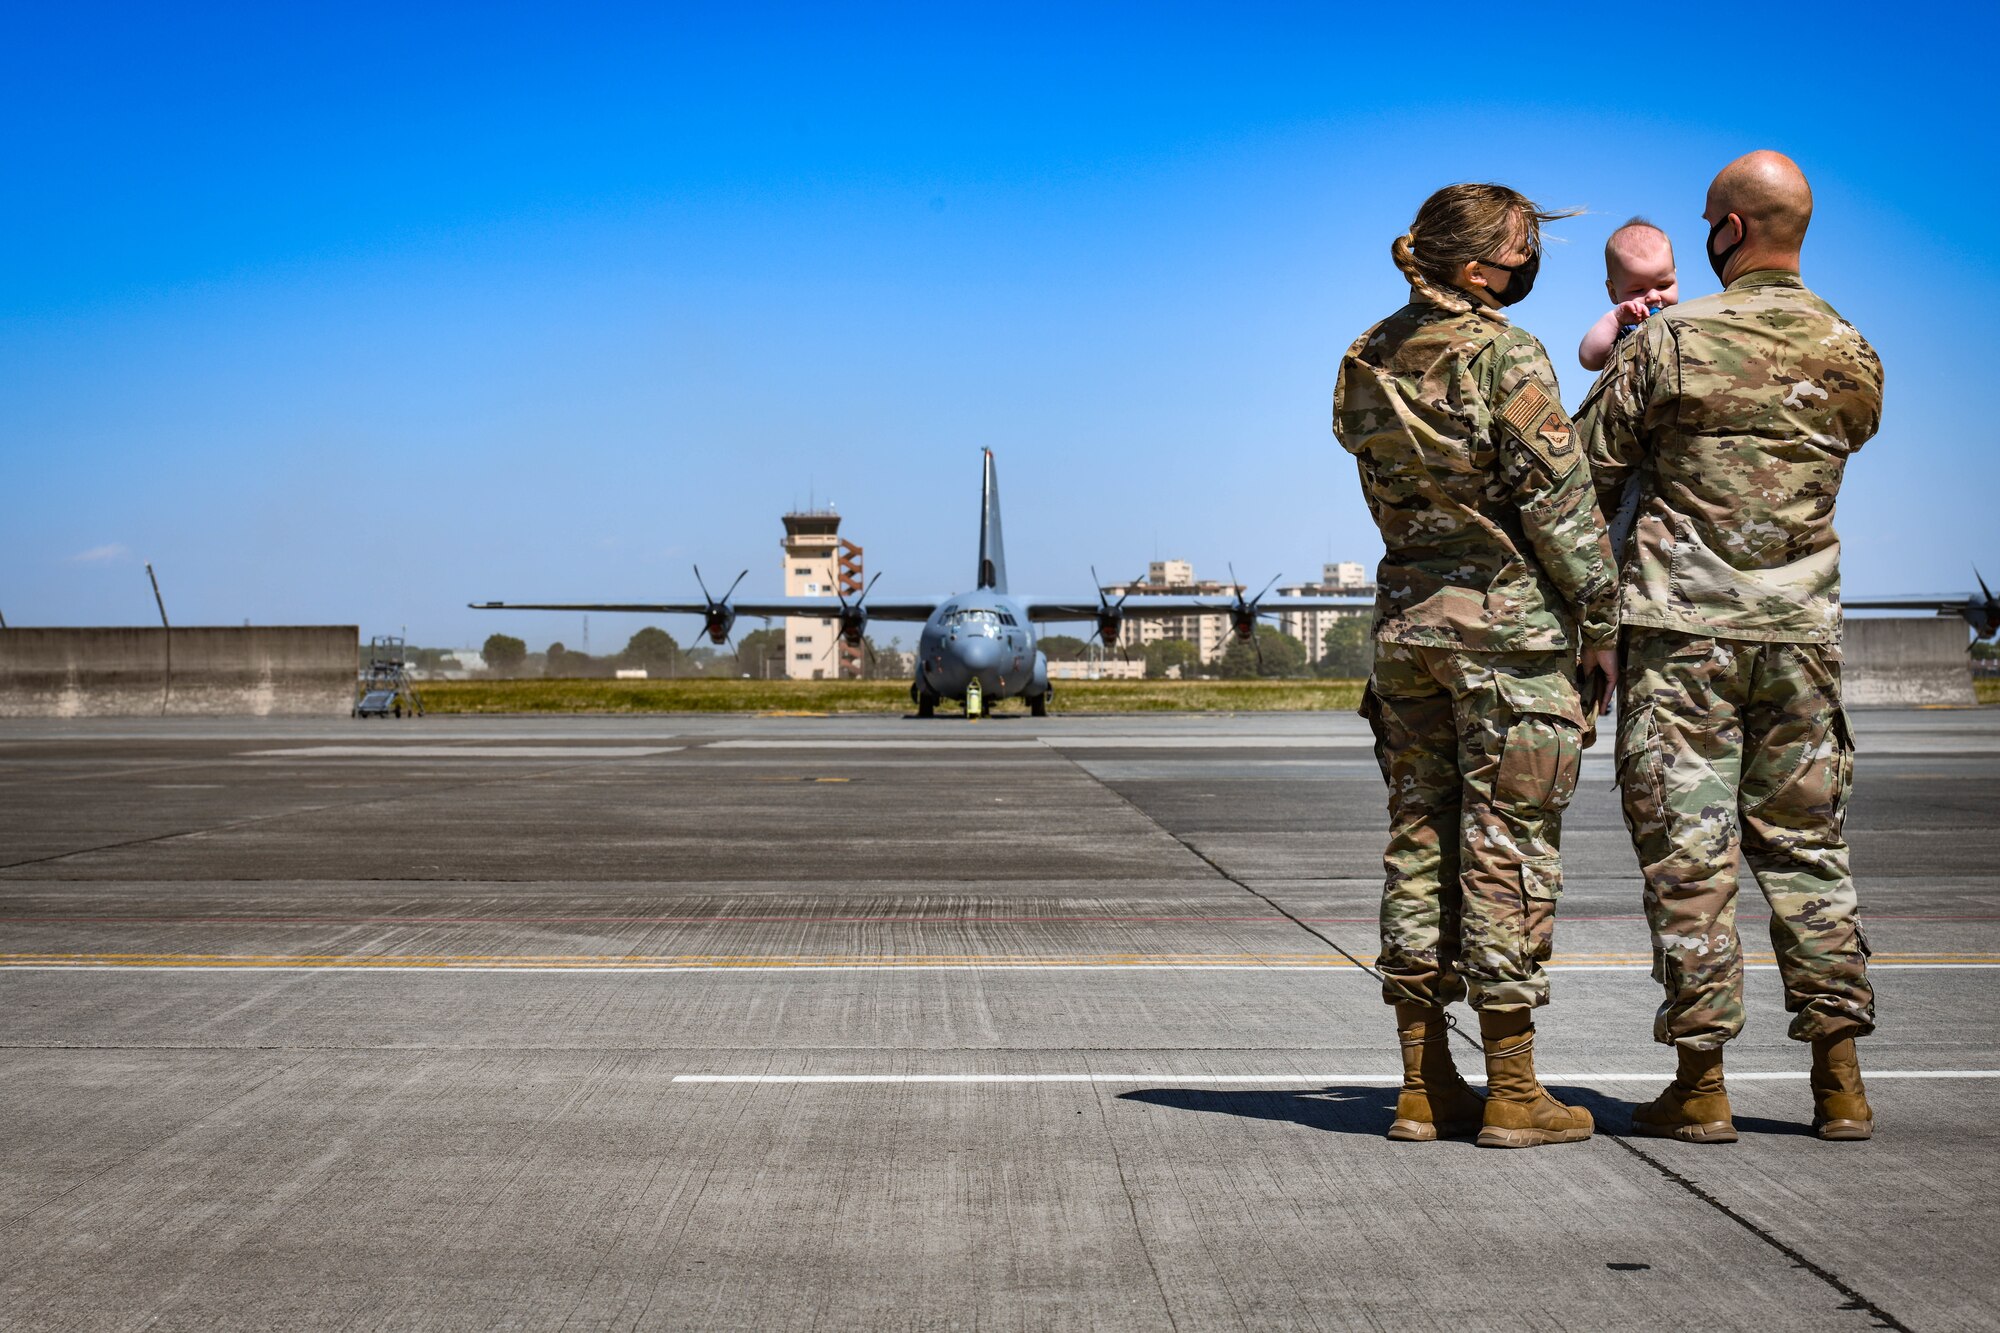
1101, 562, 1238, 663
427, 649, 487, 680
1094, 560, 1375, 667
1047, 658, 1146, 681
780, 509, 862, 681
1275, 563, 1375, 665
1326, 561, 1370, 592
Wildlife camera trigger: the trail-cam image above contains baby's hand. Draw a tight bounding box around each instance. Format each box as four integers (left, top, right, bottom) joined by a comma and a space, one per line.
1615, 297, 1655, 326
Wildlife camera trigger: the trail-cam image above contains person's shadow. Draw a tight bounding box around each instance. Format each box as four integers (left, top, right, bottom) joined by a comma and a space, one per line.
1121, 1082, 1814, 1138
1116, 1085, 1402, 1136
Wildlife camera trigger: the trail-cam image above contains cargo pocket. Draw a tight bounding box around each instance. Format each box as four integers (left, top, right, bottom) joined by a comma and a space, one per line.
1521, 856, 1562, 968
1831, 705, 1856, 828
1358, 682, 1390, 783
1492, 676, 1584, 814
1616, 699, 1666, 819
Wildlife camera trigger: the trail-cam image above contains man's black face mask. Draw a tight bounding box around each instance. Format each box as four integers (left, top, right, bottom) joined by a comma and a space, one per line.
1477, 249, 1540, 306
1707, 213, 1744, 283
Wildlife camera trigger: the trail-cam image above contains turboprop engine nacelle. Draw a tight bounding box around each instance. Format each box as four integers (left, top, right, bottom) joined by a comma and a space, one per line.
835, 572, 883, 649
838, 603, 868, 648
702, 606, 738, 645
693, 566, 748, 646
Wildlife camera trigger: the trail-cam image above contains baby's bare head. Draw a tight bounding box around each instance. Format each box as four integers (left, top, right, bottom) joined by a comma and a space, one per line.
1605, 218, 1679, 307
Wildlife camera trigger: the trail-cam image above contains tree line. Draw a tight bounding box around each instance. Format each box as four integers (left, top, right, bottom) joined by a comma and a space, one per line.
473, 627, 909, 679
1038, 615, 1373, 679
466, 616, 1376, 681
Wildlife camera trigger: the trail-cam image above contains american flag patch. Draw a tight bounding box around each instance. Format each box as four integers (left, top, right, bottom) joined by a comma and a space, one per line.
1502, 380, 1551, 436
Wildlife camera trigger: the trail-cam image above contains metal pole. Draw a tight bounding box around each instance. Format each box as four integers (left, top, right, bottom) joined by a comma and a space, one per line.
146, 563, 171, 715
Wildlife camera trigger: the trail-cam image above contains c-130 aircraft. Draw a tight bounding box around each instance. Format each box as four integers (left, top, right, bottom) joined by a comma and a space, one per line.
473, 450, 1369, 717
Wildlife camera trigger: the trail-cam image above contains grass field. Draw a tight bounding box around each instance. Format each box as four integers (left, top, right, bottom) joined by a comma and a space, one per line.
1979, 677, 2000, 706
419, 677, 1368, 715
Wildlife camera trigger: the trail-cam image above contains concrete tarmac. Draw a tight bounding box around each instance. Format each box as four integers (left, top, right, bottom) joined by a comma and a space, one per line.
2, 708, 1996, 1330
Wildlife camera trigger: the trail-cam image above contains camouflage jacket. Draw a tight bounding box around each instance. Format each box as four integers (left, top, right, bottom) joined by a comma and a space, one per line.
1334, 296, 1618, 653
1575, 270, 1883, 645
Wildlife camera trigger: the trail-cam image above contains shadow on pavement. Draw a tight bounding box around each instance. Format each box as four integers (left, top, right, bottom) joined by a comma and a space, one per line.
1550, 1083, 1816, 1138
1122, 1083, 1814, 1139
1118, 1085, 1401, 1136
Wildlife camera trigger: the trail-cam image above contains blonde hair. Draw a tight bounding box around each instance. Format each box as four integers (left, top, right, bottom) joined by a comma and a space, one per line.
1391, 183, 1578, 323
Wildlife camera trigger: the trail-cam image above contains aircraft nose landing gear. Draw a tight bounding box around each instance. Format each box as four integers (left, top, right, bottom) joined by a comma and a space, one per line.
964, 678, 983, 719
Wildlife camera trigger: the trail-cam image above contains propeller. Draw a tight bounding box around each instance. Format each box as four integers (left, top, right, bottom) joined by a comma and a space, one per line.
1970, 567, 2000, 639
817, 571, 884, 678
834, 571, 883, 646
1225, 563, 1283, 673
693, 565, 748, 646
1086, 566, 1141, 661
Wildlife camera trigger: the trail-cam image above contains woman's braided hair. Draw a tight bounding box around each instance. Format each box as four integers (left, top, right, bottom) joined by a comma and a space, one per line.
1392, 183, 1578, 323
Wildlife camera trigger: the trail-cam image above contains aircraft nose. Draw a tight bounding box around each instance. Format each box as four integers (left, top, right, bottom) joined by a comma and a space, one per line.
959, 637, 1002, 671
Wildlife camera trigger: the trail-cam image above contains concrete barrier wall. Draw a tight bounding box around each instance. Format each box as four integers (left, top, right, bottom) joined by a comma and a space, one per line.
0, 627, 358, 718
1845, 617, 1975, 707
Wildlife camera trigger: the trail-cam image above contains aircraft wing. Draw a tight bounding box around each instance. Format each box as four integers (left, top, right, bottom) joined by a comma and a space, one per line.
1021, 595, 1373, 621
470, 598, 944, 621
1843, 597, 1972, 613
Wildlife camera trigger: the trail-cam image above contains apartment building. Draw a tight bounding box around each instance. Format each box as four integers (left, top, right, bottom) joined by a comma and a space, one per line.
1274, 563, 1376, 665
1100, 561, 1239, 663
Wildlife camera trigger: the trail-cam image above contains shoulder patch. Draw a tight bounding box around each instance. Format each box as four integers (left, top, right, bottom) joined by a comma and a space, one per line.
1500, 379, 1577, 475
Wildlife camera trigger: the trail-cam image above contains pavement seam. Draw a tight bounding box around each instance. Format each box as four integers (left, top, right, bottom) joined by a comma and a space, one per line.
1089, 1077, 1181, 1331
1048, 750, 1395, 984
1602, 1134, 1912, 1331
1059, 746, 1917, 1330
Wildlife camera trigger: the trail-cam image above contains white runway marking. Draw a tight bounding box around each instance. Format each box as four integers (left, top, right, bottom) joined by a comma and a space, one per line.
706, 740, 1045, 749
1044, 736, 1376, 749
672, 1070, 2000, 1084
239, 746, 682, 758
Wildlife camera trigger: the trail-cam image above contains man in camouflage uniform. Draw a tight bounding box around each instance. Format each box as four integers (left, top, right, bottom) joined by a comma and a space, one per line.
1575, 151, 1883, 1142
1337, 210, 1619, 1149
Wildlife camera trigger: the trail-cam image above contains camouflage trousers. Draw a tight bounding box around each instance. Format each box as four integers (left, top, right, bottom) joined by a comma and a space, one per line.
1618, 629, 1875, 1047
1360, 643, 1586, 1012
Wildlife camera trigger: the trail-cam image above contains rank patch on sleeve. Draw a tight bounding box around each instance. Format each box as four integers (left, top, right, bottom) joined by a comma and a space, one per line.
1500, 380, 1577, 475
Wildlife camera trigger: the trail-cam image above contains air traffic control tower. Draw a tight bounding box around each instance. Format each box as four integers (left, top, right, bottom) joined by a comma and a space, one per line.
779, 509, 862, 679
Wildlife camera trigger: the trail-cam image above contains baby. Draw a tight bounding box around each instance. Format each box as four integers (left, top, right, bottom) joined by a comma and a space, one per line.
1578, 218, 1680, 371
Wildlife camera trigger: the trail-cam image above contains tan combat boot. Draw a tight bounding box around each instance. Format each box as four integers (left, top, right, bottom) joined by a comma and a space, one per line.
1475, 1008, 1594, 1148
1386, 1003, 1485, 1141
1631, 1046, 1737, 1143
1810, 1035, 1874, 1141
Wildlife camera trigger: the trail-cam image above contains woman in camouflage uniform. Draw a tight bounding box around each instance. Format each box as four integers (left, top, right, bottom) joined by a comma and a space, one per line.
1334, 184, 1619, 1148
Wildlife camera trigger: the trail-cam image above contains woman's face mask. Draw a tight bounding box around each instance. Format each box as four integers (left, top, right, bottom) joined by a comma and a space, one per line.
1476, 249, 1540, 306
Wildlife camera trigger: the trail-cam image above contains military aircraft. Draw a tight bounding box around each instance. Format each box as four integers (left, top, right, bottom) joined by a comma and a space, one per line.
1846, 571, 2000, 640
472, 450, 1371, 717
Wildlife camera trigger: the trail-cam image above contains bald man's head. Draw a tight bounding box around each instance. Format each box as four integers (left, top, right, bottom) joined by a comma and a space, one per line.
1707, 150, 1813, 251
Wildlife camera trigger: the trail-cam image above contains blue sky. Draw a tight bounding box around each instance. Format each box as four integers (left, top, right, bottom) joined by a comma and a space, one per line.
3, 3, 1992, 649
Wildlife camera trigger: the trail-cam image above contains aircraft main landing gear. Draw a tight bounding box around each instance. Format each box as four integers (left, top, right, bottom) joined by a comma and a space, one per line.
912, 682, 939, 718
1029, 688, 1051, 718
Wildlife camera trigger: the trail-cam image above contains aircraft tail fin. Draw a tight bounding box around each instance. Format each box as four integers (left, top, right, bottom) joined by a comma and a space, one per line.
977, 449, 1008, 592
